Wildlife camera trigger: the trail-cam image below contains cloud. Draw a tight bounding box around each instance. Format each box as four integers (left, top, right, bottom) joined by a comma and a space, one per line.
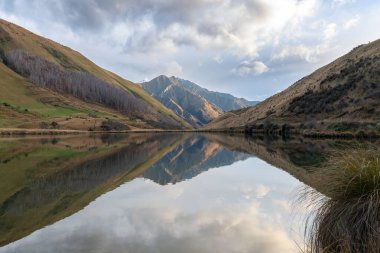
323, 23, 337, 39
237, 183, 271, 199
344, 15, 360, 29
2, 202, 295, 253
164, 61, 183, 76
332, 0, 356, 6
232, 61, 270, 76
213, 56, 223, 64
0, 0, 321, 57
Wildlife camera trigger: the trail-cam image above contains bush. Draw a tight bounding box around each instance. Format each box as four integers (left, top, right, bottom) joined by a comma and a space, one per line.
51, 121, 59, 129
100, 120, 129, 131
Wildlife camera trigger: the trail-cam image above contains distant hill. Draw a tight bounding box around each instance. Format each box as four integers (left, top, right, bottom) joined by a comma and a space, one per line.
205, 40, 380, 135
141, 75, 258, 128
0, 19, 190, 130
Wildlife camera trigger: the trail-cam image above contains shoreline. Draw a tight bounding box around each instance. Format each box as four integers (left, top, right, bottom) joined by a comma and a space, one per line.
0, 128, 194, 136
0, 128, 379, 139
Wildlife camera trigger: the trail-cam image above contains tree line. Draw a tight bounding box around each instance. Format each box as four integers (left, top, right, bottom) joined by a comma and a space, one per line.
4, 50, 150, 118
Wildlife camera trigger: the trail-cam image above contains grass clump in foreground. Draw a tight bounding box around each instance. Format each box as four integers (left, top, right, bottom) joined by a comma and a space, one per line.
298, 148, 380, 253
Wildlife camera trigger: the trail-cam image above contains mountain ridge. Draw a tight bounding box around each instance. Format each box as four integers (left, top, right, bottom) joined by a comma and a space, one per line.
141, 75, 258, 128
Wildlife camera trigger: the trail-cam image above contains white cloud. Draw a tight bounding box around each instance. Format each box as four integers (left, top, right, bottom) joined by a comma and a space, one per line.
237, 183, 271, 199
271, 43, 332, 63
344, 15, 360, 29
332, 0, 356, 6
164, 61, 183, 76
254, 184, 271, 198
0, 0, 321, 58
213, 56, 223, 64
324, 23, 337, 39
232, 61, 270, 76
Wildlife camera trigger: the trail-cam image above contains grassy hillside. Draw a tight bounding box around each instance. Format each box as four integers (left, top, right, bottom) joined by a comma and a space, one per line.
0, 19, 190, 130
205, 40, 380, 136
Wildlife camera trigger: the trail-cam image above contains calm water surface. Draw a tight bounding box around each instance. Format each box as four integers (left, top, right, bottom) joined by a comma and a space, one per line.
0, 133, 374, 253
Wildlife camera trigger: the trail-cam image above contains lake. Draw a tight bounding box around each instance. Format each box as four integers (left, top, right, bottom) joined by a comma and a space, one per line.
0, 133, 378, 253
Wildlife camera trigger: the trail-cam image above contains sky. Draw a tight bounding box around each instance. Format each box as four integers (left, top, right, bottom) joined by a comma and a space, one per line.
0, 0, 380, 101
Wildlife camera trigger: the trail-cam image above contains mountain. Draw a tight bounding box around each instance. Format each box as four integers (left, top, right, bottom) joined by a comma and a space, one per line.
141, 75, 223, 128
141, 75, 258, 128
143, 134, 250, 185
170, 77, 258, 111
205, 40, 380, 135
0, 19, 190, 130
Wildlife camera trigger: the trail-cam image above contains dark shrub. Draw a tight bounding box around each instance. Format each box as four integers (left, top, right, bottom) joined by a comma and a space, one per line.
51, 121, 59, 129
100, 120, 129, 131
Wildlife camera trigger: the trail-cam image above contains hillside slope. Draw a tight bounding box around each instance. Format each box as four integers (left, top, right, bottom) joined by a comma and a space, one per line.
141, 75, 223, 128
0, 19, 190, 130
205, 40, 380, 135
141, 75, 257, 128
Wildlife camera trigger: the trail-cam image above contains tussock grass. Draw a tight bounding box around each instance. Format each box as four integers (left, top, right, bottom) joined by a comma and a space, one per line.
297, 148, 380, 253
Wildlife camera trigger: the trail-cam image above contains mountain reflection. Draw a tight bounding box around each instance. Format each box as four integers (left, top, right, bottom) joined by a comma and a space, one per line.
0, 133, 251, 246
143, 135, 250, 185
1, 133, 379, 252
0, 133, 180, 246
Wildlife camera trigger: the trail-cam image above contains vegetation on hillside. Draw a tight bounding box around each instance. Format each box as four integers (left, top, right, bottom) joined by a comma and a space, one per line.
4, 50, 150, 119
0, 19, 190, 130
205, 40, 380, 137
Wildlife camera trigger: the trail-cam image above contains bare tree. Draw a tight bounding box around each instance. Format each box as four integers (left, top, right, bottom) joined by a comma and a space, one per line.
4, 50, 151, 119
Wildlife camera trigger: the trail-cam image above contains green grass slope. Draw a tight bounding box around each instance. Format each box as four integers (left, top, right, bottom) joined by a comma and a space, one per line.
0, 19, 190, 130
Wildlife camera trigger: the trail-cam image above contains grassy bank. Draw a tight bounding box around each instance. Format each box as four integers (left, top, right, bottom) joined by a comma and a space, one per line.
298, 148, 380, 253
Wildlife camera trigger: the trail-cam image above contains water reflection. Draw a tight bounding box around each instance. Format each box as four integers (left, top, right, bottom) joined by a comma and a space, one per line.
143, 135, 251, 185
1, 155, 298, 253
0, 133, 379, 252
0, 133, 182, 245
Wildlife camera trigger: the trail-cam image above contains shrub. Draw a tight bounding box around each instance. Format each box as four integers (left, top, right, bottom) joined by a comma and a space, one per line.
100, 120, 129, 131
51, 121, 59, 129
